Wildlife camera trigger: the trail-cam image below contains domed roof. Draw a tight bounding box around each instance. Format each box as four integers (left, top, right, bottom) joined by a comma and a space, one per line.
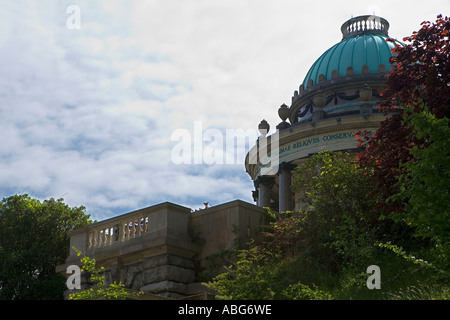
302, 15, 398, 88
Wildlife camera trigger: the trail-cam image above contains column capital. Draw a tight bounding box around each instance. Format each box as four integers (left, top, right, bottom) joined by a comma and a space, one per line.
254, 175, 276, 188
278, 162, 297, 174
255, 176, 275, 208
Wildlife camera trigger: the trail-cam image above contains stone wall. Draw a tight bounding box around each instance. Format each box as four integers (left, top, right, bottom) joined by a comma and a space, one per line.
57, 200, 266, 299
189, 200, 266, 279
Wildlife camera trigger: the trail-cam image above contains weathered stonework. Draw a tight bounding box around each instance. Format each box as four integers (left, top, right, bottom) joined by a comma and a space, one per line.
56, 200, 265, 299
245, 15, 401, 213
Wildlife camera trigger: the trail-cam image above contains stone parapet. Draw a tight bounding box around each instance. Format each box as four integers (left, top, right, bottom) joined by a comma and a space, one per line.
56, 200, 265, 299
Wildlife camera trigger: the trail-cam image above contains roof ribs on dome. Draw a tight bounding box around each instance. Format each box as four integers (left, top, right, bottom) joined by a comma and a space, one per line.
300, 15, 397, 89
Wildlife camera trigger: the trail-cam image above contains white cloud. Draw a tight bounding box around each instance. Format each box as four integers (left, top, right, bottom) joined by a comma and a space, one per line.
0, 0, 448, 220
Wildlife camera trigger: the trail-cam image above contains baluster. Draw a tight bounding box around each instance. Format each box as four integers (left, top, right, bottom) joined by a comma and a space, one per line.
91, 231, 95, 248
100, 229, 104, 247
128, 221, 133, 239
124, 222, 129, 241
133, 219, 137, 238
114, 224, 120, 242
88, 231, 93, 248
97, 229, 101, 247
105, 227, 109, 246
101, 228, 106, 247
140, 216, 145, 235
93, 230, 98, 248
106, 227, 111, 246
121, 222, 126, 242
137, 217, 142, 236
96, 229, 101, 247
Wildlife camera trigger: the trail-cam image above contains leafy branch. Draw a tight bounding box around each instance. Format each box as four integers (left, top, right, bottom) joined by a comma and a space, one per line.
68, 247, 142, 300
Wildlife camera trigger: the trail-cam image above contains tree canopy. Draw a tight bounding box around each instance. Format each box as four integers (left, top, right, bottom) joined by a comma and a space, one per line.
357, 15, 450, 213
0, 194, 92, 299
206, 16, 449, 300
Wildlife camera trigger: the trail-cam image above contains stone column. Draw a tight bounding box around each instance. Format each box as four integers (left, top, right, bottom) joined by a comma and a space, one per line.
254, 176, 275, 208
278, 162, 296, 213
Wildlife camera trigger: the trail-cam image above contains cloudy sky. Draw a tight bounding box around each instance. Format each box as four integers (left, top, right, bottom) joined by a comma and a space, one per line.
0, 0, 447, 220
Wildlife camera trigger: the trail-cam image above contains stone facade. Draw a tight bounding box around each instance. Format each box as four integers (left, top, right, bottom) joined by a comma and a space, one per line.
56, 200, 265, 299
245, 15, 401, 213
56, 15, 401, 300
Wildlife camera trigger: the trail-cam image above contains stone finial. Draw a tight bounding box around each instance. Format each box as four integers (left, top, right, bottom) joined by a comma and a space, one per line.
258, 119, 270, 136
278, 104, 290, 122
360, 84, 372, 101
313, 93, 326, 109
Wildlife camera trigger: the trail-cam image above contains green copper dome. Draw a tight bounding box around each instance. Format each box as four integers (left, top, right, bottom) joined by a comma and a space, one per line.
302, 15, 398, 88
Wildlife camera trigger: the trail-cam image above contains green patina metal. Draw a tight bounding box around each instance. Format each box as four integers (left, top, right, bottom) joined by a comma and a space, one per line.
303, 33, 396, 88
302, 15, 402, 88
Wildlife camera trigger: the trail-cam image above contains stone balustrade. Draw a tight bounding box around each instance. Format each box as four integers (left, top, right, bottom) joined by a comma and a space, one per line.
57, 200, 266, 299
86, 214, 149, 249
63, 202, 193, 261
341, 15, 389, 39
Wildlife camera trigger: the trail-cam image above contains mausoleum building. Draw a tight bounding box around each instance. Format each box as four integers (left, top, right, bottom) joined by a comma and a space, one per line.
57, 15, 401, 299
246, 15, 402, 213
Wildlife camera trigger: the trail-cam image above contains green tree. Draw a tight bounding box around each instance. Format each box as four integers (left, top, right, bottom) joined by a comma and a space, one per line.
395, 104, 449, 242
291, 151, 383, 270
0, 194, 92, 299
206, 151, 385, 299
357, 15, 450, 213
389, 103, 450, 271
205, 246, 330, 300
206, 149, 448, 299
205, 247, 279, 300
69, 249, 141, 300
